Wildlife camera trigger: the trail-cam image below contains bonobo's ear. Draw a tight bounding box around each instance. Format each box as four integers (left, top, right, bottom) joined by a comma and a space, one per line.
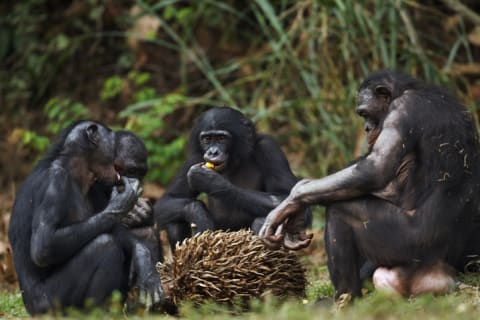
374, 85, 391, 98
86, 124, 99, 145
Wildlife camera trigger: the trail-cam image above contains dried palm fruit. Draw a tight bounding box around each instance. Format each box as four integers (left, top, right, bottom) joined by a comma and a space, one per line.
156, 229, 307, 306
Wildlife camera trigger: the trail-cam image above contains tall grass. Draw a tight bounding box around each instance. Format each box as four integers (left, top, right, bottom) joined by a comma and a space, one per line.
128, 0, 471, 178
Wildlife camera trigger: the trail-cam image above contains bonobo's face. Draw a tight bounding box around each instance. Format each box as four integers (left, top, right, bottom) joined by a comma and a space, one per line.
87, 125, 119, 186
199, 130, 232, 172
356, 84, 391, 137
114, 150, 148, 181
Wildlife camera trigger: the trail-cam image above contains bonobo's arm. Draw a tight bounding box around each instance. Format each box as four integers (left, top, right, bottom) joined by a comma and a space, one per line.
154, 159, 214, 231
260, 109, 408, 248
187, 135, 298, 217
30, 173, 139, 267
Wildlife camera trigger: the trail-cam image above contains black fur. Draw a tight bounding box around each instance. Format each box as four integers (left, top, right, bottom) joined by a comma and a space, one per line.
154, 107, 311, 250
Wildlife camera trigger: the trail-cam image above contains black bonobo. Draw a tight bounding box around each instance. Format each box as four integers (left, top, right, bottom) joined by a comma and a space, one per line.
88, 130, 162, 262
260, 70, 480, 299
8, 121, 163, 315
154, 107, 311, 250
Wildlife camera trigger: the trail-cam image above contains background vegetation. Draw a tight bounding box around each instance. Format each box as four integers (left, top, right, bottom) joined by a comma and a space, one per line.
1, 0, 480, 318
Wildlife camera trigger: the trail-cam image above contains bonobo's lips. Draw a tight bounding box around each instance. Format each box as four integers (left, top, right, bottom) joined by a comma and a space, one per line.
205, 160, 226, 172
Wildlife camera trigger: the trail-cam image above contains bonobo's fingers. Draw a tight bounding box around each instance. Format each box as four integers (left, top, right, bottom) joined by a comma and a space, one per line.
260, 223, 285, 249
125, 177, 141, 196
107, 176, 139, 216
122, 198, 152, 228
259, 196, 304, 245
283, 231, 313, 250
282, 210, 313, 250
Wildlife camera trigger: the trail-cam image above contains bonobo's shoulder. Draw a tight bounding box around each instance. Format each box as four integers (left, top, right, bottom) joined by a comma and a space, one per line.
43, 163, 73, 188
255, 134, 282, 150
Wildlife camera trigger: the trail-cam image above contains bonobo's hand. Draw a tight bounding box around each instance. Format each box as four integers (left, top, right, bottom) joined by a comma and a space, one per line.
105, 177, 141, 218
187, 163, 229, 194
259, 194, 312, 250
121, 197, 153, 228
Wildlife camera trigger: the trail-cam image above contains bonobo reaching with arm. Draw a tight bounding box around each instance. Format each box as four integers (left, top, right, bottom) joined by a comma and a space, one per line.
154, 107, 311, 250
8, 121, 163, 315
260, 70, 480, 299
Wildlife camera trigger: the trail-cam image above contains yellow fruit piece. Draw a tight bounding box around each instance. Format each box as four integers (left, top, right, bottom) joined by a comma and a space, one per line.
205, 162, 215, 169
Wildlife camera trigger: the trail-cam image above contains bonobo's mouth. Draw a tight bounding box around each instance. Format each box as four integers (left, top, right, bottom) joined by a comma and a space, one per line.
204, 160, 226, 172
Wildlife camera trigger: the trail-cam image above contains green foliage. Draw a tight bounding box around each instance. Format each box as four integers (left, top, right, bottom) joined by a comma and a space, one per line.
44, 98, 90, 134
20, 98, 90, 153
101, 76, 124, 101
2, 0, 476, 185
121, 92, 187, 184
0, 291, 28, 318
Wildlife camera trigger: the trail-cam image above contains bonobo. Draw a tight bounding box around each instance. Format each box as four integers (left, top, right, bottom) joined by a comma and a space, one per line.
8, 121, 163, 315
88, 130, 162, 261
260, 70, 480, 299
154, 107, 311, 250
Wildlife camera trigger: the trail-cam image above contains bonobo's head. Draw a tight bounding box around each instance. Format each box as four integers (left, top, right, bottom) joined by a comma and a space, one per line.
114, 130, 148, 181
62, 120, 118, 186
190, 107, 256, 172
357, 70, 419, 144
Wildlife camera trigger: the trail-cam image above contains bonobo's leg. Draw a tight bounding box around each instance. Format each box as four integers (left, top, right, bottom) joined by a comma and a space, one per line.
130, 226, 162, 262
25, 234, 128, 314
166, 221, 192, 250
324, 209, 361, 299
325, 197, 437, 298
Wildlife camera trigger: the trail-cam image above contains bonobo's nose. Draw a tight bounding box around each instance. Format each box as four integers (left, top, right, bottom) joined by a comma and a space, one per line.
206, 147, 220, 157
356, 104, 369, 117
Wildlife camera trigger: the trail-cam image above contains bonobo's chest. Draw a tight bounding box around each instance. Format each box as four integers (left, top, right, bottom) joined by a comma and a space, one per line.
224, 161, 263, 190
207, 161, 264, 227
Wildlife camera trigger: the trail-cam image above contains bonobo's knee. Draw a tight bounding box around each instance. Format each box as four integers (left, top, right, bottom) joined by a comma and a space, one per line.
85, 234, 124, 261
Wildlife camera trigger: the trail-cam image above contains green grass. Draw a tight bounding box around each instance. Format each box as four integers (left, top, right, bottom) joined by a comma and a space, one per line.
2, 256, 480, 319
0, 290, 28, 318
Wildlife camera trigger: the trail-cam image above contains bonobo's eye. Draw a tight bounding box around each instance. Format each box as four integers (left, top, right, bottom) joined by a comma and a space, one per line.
202, 136, 212, 144
374, 85, 390, 97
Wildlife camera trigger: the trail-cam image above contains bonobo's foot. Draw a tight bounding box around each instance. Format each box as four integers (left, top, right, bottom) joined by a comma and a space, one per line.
372, 263, 456, 297
335, 293, 352, 310
136, 271, 165, 311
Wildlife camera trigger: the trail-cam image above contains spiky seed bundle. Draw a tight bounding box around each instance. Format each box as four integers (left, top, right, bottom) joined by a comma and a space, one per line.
156, 229, 307, 306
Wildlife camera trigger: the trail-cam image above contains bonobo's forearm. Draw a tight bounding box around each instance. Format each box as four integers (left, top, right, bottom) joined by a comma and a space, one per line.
31, 211, 118, 267
155, 196, 198, 225
291, 165, 374, 206
209, 186, 283, 217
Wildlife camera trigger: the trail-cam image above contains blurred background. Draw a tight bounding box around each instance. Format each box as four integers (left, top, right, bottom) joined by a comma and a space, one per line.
1, 0, 480, 290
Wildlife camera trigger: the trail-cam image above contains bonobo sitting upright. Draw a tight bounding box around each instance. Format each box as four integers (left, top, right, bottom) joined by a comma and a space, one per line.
260, 70, 480, 299
154, 107, 311, 250
8, 121, 163, 315
88, 130, 162, 262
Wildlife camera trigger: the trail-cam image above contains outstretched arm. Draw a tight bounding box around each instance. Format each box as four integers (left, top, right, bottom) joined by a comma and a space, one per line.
260, 110, 408, 249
